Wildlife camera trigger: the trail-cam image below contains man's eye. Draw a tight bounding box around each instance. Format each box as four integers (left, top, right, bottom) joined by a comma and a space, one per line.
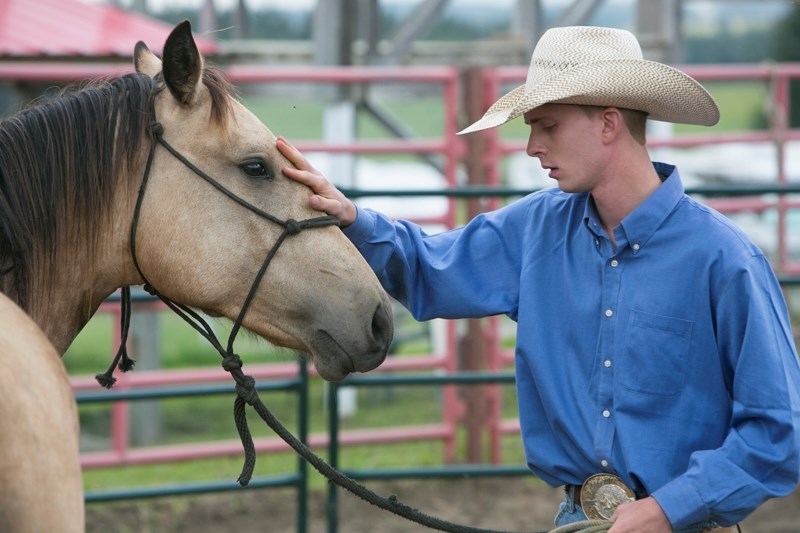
239, 161, 273, 180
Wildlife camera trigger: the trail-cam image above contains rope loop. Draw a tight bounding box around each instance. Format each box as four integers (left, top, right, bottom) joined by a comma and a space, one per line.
142, 283, 157, 295
221, 353, 243, 373
235, 375, 259, 406
285, 219, 302, 235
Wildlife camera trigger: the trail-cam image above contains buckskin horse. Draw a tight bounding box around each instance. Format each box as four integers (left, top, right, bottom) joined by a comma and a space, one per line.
0, 21, 392, 531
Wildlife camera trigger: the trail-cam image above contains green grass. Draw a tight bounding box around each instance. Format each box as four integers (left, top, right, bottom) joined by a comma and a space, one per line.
241, 92, 445, 141
674, 80, 770, 134
78, 371, 521, 493
69, 306, 521, 494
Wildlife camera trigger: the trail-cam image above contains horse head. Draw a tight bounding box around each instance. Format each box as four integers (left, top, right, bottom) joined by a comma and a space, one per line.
127, 22, 392, 380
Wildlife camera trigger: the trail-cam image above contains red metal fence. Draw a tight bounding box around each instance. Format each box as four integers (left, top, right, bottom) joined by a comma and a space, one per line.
1, 61, 799, 486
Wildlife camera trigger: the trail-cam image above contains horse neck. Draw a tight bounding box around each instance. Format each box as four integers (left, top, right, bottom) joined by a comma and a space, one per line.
0, 74, 153, 355
24, 169, 142, 355
22, 251, 121, 356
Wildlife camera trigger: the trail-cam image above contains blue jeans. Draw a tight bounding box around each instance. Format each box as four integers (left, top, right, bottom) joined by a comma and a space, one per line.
554, 497, 590, 527
555, 488, 734, 532
554, 488, 589, 527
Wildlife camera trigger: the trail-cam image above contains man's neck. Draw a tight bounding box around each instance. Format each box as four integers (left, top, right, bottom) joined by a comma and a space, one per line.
591, 154, 661, 244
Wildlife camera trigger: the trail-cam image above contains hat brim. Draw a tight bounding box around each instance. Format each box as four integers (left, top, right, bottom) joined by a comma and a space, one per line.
458, 59, 720, 135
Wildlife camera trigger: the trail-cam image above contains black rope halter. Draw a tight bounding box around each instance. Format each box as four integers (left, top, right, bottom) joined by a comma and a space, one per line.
95, 104, 337, 406
95, 103, 549, 533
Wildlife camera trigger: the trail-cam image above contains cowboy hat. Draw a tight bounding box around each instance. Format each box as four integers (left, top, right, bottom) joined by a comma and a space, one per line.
458, 26, 720, 135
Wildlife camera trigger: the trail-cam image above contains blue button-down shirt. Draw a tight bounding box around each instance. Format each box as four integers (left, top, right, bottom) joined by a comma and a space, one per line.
343, 163, 800, 529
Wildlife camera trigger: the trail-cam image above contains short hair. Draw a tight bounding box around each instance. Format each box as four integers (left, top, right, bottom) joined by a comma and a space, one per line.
580, 106, 648, 145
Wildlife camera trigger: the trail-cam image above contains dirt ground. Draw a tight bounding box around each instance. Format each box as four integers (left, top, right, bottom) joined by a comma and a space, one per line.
86, 476, 800, 532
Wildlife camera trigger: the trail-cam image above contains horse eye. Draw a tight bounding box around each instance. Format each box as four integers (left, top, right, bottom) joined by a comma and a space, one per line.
239, 160, 273, 181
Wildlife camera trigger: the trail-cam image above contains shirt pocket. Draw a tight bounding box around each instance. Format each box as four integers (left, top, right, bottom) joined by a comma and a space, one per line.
620, 310, 693, 396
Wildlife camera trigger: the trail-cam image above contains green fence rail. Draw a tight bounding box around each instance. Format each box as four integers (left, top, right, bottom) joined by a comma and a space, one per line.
80, 183, 800, 533
79, 360, 311, 533
341, 183, 800, 198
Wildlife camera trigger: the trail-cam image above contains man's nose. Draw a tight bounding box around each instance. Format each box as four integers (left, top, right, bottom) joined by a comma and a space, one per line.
526, 134, 544, 157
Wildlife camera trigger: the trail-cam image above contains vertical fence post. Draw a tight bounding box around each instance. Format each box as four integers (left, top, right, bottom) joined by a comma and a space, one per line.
109, 301, 130, 462
296, 359, 309, 533
460, 66, 492, 462
326, 381, 340, 533
129, 298, 162, 446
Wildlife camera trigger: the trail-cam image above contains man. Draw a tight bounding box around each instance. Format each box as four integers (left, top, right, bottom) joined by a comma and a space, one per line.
277, 26, 800, 532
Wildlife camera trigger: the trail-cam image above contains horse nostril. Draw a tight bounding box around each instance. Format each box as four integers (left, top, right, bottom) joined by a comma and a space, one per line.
371, 302, 393, 350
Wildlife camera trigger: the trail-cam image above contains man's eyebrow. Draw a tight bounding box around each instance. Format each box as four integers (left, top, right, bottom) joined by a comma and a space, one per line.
524, 116, 547, 126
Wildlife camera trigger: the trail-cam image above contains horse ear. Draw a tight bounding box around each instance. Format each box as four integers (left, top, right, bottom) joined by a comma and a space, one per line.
161, 20, 204, 106
134, 41, 162, 78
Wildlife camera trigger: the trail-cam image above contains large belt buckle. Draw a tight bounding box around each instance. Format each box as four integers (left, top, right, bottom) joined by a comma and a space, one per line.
579, 473, 636, 520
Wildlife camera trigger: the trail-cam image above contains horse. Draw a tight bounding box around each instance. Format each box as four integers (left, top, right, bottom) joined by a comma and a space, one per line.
0, 293, 83, 531
0, 20, 393, 531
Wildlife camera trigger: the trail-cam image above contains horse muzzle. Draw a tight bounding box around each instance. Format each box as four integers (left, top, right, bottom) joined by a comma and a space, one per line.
310, 301, 393, 381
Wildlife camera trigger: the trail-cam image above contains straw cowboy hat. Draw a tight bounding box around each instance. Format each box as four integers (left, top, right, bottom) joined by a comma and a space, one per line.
459, 26, 720, 135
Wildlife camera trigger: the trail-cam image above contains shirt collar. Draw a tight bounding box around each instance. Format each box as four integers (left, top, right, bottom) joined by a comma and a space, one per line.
583, 162, 685, 249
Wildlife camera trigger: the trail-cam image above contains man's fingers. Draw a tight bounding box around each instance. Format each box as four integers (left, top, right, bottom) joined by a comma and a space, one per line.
276, 136, 316, 172
281, 165, 317, 187
275, 136, 356, 226
310, 195, 343, 216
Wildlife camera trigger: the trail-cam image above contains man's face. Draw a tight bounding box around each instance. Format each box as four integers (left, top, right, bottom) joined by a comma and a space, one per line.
523, 104, 607, 193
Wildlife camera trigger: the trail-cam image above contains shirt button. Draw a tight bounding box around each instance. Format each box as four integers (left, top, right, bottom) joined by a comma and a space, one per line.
610, 259, 619, 267
602, 409, 611, 418
604, 359, 612, 368
600, 459, 609, 468
604, 309, 613, 318
632, 243, 640, 251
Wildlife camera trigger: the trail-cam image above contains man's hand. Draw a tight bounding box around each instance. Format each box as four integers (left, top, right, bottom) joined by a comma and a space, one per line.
277, 136, 358, 227
608, 497, 672, 533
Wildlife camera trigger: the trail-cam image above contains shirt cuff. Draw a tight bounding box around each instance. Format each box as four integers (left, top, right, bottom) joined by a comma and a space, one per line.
651, 475, 709, 530
342, 205, 377, 245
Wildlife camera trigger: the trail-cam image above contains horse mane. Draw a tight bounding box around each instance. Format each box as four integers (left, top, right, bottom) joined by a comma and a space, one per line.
0, 66, 235, 311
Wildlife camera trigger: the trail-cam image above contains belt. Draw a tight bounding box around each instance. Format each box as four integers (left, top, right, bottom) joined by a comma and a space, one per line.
567, 474, 648, 506
565, 483, 584, 505
565, 484, 738, 532
566, 474, 637, 520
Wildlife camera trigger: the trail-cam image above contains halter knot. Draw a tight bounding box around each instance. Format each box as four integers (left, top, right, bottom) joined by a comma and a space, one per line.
143, 283, 157, 296
285, 219, 302, 235
235, 375, 259, 405
150, 121, 164, 137
222, 353, 243, 372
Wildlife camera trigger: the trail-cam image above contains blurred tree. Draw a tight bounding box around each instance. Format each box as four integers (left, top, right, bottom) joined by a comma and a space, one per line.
683, 27, 773, 64
771, 3, 800, 127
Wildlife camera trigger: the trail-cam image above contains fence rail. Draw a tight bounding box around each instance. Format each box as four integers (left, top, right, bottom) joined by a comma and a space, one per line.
2, 60, 797, 531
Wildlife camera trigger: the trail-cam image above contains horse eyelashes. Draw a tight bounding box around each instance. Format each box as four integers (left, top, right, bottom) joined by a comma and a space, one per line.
239, 160, 274, 181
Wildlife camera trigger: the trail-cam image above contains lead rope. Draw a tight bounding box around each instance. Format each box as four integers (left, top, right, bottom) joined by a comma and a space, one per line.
98, 111, 612, 533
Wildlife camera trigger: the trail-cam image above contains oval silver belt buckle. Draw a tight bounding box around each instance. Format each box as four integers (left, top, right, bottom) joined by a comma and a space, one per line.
579, 473, 636, 520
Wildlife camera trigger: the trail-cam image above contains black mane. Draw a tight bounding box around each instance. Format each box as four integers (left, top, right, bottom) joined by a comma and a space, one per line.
0, 67, 235, 310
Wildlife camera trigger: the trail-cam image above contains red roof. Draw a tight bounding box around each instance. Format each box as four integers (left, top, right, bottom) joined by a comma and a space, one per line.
0, 0, 217, 57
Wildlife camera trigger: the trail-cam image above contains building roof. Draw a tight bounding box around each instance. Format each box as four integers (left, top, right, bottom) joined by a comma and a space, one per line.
0, 0, 217, 58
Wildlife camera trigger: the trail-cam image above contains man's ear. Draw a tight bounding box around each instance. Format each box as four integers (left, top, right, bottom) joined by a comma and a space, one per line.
600, 107, 625, 144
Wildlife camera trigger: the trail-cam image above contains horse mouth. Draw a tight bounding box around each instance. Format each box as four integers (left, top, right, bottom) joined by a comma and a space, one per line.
310, 329, 386, 381
309, 330, 355, 381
